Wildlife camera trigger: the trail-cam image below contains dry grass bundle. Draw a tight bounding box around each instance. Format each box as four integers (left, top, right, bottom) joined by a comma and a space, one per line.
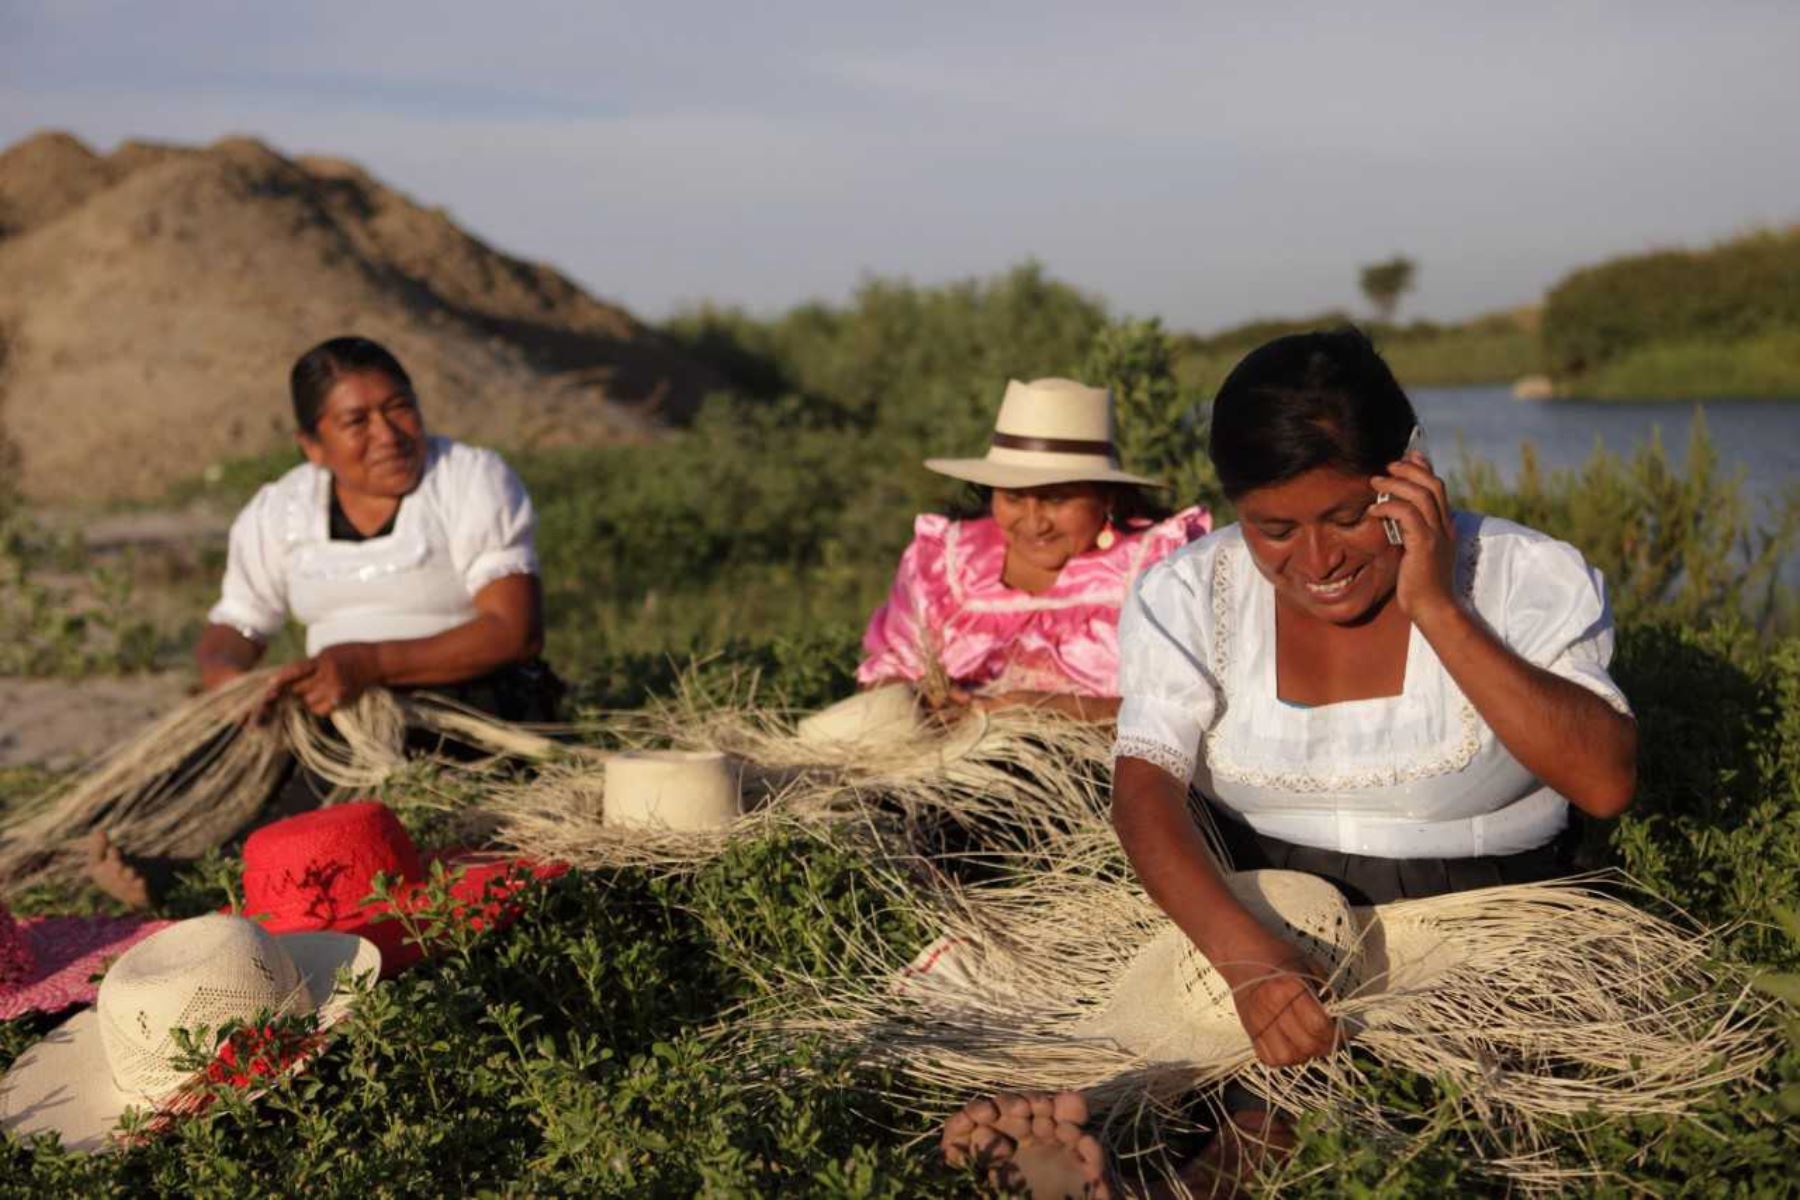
734, 855, 1777, 1191
487, 671, 1121, 871
0, 671, 564, 892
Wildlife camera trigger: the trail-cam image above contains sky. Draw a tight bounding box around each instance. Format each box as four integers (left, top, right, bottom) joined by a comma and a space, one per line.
3, 1, 1797, 331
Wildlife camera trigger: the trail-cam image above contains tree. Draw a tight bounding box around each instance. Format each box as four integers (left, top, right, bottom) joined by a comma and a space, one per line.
1359, 256, 1417, 323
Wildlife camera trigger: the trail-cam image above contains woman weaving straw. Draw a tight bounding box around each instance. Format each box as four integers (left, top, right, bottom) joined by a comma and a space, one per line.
940, 329, 1641, 1196
859, 378, 1210, 721
87, 336, 561, 907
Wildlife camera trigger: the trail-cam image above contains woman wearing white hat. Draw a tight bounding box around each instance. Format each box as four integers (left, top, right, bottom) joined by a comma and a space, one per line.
858, 378, 1210, 720
938, 329, 1641, 1196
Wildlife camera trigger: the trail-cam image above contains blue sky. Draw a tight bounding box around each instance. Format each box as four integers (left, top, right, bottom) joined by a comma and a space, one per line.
3, 1, 1797, 330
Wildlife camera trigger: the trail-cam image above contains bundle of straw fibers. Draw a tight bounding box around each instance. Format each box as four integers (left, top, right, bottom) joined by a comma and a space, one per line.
626, 677, 1120, 853
740, 862, 1776, 1189
0, 671, 563, 891
488, 675, 1121, 871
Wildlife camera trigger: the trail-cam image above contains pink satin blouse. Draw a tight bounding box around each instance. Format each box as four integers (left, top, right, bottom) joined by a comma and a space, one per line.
858, 506, 1212, 697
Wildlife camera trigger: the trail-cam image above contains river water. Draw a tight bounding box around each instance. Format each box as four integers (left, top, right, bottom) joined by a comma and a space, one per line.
1409, 385, 1800, 583
1410, 385, 1800, 531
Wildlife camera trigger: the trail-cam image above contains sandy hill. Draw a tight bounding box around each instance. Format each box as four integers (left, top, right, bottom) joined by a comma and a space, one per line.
0, 131, 719, 501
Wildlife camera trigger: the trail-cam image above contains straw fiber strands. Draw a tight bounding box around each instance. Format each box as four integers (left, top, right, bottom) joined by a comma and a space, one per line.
488, 677, 1120, 870
742, 858, 1777, 1190
0, 670, 561, 891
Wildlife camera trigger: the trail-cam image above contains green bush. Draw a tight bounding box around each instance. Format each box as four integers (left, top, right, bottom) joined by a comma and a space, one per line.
1542, 226, 1800, 380
1573, 329, 1800, 400
1451, 412, 1800, 633
0, 832, 949, 1196
666, 261, 1109, 458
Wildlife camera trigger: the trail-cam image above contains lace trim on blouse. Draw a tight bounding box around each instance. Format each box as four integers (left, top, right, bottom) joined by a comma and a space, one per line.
1200, 533, 1486, 794
1113, 734, 1197, 782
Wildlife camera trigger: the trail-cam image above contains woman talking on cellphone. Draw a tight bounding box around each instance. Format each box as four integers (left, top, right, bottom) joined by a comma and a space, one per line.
942, 327, 1639, 1195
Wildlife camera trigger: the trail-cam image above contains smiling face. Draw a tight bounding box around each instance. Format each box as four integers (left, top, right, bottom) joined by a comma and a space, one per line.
991, 482, 1111, 578
297, 369, 427, 499
1236, 466, 1401, 624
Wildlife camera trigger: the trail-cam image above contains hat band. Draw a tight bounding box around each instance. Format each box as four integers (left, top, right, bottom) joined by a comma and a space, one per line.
990, 431, 1115, 456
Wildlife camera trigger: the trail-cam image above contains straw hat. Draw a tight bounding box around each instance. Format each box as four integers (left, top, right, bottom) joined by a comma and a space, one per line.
797, 684, 927, 745
1, 902, 172, 1021
603, 750, 743, 832
1072, 870, 1457, 1062
235, 800, 567, 978
0, 914, 378, 1153
795, 685, 990, 762
924, 378, 1161, 490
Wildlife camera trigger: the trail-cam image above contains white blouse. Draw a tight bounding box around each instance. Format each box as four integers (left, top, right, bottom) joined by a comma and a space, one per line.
207, 437, 538, 656
1113, 513, 1630, 860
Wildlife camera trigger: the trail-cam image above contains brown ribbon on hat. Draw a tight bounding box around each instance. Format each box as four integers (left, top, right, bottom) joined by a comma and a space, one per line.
990, 431, 1116, 456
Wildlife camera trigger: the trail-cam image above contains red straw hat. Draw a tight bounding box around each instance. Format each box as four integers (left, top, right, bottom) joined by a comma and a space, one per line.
235, 801, 566, 977
1, 902, 171, 1020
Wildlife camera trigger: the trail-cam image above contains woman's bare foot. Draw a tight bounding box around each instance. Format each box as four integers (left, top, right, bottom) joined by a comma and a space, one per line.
942, 1090, 1112, 1198
85, 829, 152, 909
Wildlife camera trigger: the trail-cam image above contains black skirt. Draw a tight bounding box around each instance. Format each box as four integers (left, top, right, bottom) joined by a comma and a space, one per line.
1207, 800, 1574, 907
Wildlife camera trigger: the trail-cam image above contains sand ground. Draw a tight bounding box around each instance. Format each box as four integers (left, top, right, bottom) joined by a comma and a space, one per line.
0, 671, 192, 770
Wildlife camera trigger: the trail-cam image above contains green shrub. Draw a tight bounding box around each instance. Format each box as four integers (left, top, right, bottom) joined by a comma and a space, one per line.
667, 261, 1108, 455
1085, 317, 1220, 511
0, 514, 162, 676
1451, 412, 1800, 632
1571, 328, 1800, 400
1542, 226, 1800, 379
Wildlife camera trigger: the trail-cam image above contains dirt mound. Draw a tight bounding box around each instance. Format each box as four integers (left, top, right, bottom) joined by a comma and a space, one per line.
0, 131, 719, 501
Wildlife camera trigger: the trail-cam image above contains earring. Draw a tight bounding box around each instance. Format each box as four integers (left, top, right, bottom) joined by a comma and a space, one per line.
1096, 519, 1117, 551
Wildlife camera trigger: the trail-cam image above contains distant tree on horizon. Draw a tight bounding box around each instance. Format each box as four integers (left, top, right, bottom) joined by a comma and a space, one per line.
1359, 256, 1417, 322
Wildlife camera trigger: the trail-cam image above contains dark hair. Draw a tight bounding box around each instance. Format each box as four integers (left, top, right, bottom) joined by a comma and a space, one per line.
290, 337, 414, 435
1207, 327, 1416, 499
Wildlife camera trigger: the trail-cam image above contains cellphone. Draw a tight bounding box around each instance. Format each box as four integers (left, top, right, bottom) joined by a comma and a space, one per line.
1381, 425, 1430, 547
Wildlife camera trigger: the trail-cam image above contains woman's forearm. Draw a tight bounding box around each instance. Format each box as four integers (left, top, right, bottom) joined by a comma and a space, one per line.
195, 623, 266, 690
359, 574, 543, 689
1415, 602, 1637, 817
1111, 756, 1263, 958
366, 613, 539, 688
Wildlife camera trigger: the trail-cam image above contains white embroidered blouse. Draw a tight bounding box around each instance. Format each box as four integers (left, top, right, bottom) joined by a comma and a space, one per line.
207, 437, 538, 656
1112, 513, 1631, 860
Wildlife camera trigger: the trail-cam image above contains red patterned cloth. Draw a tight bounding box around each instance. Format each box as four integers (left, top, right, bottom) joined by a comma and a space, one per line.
1, 903, 171, 1020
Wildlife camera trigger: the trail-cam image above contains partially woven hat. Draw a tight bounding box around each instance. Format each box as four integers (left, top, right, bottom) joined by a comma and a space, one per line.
603, 750, 743, 831
795, 684, 989, 762
0, 914, 378, 1153
797, 685, 924, 745
1, 901, 171, 1020
236, 800, 567, 977
1072, 871, 1383, 1063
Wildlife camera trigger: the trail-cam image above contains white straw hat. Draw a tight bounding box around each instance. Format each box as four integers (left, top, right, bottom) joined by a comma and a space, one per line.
794, 684, 990, 763
797, 684, 926, 746
0, 914, 378, 1154
924, 378, 1162, 490
1073, 871, 1461, 1064
603, 750, 742, 832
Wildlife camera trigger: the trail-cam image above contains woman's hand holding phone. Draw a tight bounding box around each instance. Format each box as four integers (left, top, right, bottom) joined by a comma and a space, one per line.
1370, 432, 1460, 627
